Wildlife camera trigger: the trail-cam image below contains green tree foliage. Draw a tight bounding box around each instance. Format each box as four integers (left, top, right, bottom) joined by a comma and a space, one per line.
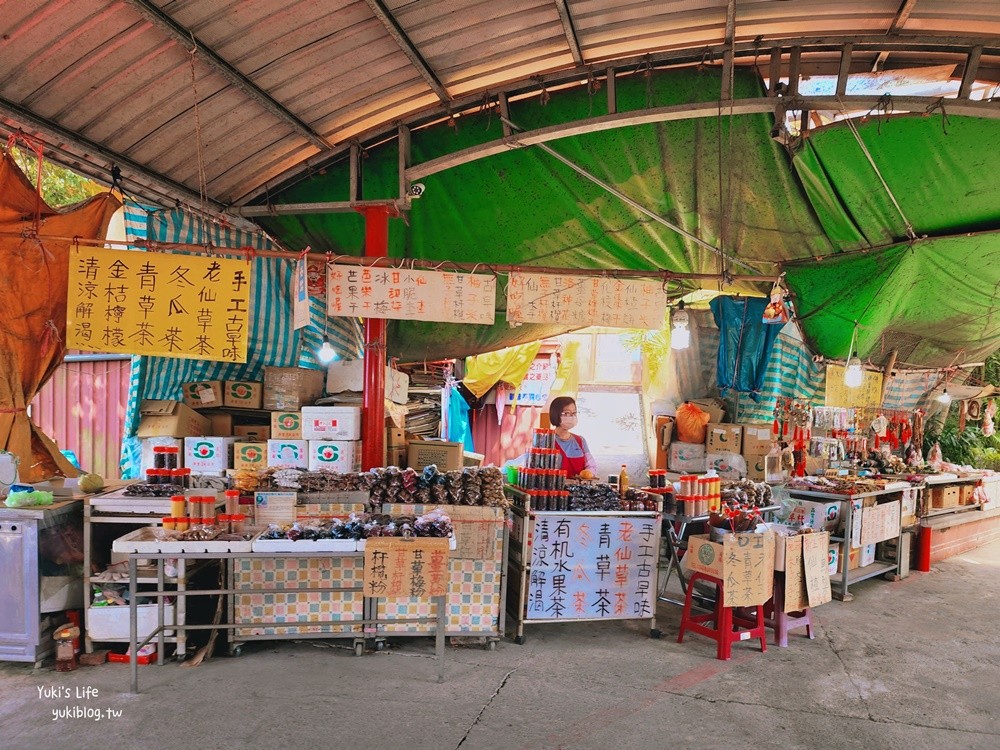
923, 350, 1000, 468
9, 146, 104, 207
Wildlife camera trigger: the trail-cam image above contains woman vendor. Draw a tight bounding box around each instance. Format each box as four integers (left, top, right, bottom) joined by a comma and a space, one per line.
549, 396, 598, 479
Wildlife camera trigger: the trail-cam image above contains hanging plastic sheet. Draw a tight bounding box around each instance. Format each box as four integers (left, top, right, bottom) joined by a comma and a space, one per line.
710, 296, 781, 401
447, 386, 475, 452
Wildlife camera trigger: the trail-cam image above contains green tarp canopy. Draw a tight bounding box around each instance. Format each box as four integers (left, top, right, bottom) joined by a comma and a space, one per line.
252, 69, 1000, 366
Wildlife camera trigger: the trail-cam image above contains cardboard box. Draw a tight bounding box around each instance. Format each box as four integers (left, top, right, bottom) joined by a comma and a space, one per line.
386, 427, 406, 447
653, 415, 674, 471
385, 446, 407, 468
263, 366, 325, 411
326, 360, 410, 405
233, 424, 271, 441
930, 485, 960, 509
744, 454, 767, 482
203, 410, 234, 437
788, 498, 842, 531
267, 439, 308, 468
408, 440, 464, 471
301, 406, 362, 441
959, 483, 976, 506
805, 456, 828, 476
706, 423, 742, 454
233, 442, 268, 472
669, 441, 705, 473
307, 440, 361, 472
271, 411, 302, 439
686, 532, 775, 606
139, 437, 183, 473
741, 424, 774, 456
184, 437, 235, 474
136, 400, 211, 438
182, 381, 225, 409
223, 381, 263, 409
463, 451, 485, 468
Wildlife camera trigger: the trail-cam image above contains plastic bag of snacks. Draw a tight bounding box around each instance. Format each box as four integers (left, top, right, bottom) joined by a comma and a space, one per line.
675, 402, 712, 444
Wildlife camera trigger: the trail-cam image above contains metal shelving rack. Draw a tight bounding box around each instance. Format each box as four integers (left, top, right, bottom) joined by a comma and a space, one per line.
785, 486, 914, 602
84, 492, 222, 656
127, 551, 448, 693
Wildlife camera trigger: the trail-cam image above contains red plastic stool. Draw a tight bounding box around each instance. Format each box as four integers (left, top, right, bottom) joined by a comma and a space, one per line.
677, 572, 767, 660
764, 573, 814, 647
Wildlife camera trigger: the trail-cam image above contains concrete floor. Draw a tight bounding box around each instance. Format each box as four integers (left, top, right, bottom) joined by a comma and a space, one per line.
2, 541, 999, 750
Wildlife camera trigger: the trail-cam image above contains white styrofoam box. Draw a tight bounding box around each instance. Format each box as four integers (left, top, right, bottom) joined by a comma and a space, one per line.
183, 437, 234, 474
787, 498, 842, 532
252, 537, 358, 553
860, 543, 876, 568
267, 439, 308, 468
140, 437, 183, 473
301, 406, 362, 441
87, 604, 175, 640
705, 452, 747, 480
326, 360, 410, 405
669, 441, 705, 473
307, 440, 361, 472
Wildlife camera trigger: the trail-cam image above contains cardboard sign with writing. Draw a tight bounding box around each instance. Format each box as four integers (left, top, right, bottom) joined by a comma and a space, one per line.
782, 535, 809, 613
326, 264, 495, 324
446, 505, 501, 560
293, 257, 310, 330
506, 272, 666, 330
802, 532, 833, 607
67, 247, 251, 363
687, 532, 775, 607
825, 365, 884, 408
364, 537, 450, 599
861, 500, 900, 546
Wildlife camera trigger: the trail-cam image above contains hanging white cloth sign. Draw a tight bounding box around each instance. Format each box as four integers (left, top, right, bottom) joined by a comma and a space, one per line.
506, 272, 666, 329
326, 264, 495, 324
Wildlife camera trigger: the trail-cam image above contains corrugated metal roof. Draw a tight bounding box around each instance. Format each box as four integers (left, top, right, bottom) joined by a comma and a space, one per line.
1, 0, 998, 209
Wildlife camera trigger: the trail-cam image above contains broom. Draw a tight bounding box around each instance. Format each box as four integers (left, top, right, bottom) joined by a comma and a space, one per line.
181, 562, 225, 668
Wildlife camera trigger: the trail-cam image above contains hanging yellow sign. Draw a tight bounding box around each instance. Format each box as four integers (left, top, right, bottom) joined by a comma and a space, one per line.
66, 247, 252, 363
825, 364, 883, 408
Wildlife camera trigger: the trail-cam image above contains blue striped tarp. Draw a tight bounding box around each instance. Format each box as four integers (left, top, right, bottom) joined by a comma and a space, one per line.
729, 331, 825, 423
882, 370, 937, 410
120, 209, 363, 477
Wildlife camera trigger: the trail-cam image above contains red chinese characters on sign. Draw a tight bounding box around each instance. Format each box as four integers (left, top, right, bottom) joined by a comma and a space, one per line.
326, 264, 495, 324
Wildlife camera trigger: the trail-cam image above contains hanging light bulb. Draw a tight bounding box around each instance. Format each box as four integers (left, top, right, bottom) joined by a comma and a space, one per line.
315, 263, 337, 365
317, 340, 337, 364
844, 356, 864, 388
843, 322, 863, 388
937, 388, 952, 405
670, 301, 690, 350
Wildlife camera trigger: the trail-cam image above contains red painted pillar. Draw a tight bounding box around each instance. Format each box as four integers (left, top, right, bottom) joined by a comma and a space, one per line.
916, 525, 932, 572
356, 205, 396, 470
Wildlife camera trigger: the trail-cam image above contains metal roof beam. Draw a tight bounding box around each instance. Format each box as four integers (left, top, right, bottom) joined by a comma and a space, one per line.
0, 94, 222, 209
234, 34, 1000, 206
554, 0, 584, 65
872, 0, 921, 72
123, 0, 332, 150
406, 94, 1000, 181
362, 0, 450, 103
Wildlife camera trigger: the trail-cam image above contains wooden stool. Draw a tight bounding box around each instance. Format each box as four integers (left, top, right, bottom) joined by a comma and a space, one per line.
677, 572, 767, 660
765, 573, 815, 648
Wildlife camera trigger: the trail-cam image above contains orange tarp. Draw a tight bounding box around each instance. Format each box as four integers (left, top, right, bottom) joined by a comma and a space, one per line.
0, 151, 119, 481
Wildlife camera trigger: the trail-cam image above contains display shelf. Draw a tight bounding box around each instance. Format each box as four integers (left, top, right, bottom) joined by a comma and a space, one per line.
923, 503, 984, 519
832, 561, 897, 588
788, 484, 910, 602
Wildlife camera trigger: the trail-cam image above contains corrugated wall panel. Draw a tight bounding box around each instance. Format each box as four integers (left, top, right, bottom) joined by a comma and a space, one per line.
31, 358, 131, 479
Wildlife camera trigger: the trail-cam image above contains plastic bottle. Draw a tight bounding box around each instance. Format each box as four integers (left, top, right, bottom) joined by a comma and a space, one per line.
618, 464, 630, 498
765, 443, 783, 484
